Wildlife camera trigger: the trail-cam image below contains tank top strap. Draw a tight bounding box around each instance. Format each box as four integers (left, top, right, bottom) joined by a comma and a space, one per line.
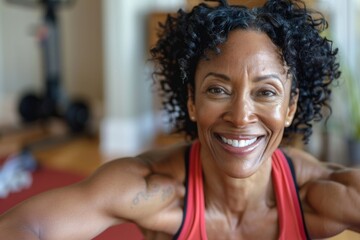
174, 141, 207, 240
272, 149, 309, 240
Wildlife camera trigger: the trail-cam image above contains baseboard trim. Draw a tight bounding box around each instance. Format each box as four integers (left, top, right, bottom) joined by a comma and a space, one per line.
100, 113, 156, 160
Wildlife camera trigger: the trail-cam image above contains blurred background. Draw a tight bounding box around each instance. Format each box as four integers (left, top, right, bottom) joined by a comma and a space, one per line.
0, 0, 359, 239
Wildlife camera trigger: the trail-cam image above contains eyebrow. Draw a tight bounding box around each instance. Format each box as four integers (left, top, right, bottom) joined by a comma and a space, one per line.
254, 74, 285, 87
204, 72, 284, 85
254, 74, 282, 83
204, 72, 230, 81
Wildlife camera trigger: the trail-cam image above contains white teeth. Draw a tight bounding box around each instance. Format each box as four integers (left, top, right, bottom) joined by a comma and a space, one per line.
220, 136, 257, 148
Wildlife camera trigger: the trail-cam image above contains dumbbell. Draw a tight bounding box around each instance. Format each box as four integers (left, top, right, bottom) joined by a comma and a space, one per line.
18, 93, 90, 133
18, 93, 56, 122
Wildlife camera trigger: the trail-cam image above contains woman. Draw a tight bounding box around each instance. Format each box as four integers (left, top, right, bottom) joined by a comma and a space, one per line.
0, 0, 359, 239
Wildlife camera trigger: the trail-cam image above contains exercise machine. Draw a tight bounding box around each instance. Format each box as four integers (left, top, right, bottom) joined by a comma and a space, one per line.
7, 0, 90, 133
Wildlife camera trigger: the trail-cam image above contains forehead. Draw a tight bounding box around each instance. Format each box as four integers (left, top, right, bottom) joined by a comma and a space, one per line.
197, 30, 286, 77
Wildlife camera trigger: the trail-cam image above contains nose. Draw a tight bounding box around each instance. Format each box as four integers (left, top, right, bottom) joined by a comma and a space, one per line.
222, 95, 257, 127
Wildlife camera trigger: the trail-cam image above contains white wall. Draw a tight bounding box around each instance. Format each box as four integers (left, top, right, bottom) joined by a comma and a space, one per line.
59, 0, 103, 103
100, 0, 184, 158
0, 2, 42, 126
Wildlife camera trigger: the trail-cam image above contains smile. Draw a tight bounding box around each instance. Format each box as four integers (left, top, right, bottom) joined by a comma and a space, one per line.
220, 136, 258, 148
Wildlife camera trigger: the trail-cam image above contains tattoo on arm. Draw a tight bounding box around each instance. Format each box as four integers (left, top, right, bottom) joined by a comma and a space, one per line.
132, 184, 174, 206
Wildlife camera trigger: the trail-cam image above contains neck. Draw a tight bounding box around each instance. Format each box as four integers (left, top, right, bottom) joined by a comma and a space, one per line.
202, 155, 274, 215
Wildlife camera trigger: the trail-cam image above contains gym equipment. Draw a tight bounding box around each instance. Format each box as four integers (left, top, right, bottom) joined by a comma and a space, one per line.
8, 0, 90, 133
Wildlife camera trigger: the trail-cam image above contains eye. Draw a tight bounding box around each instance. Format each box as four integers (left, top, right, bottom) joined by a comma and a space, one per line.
207, 87, 229, 96
257, 89, 277, 97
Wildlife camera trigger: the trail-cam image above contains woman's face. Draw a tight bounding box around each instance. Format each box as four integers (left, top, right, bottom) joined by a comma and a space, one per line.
188, 30, 298, 178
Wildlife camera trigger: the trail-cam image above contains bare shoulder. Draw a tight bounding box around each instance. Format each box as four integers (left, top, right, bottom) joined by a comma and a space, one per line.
281, 146, 360, 186
92, 140, 190, 184
84, 141, 190, 232
281, 147, 331, 186
282, 147, 360, 238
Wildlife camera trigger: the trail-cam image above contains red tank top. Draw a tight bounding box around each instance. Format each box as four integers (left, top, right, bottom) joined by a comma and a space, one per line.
174, 141, 309, 240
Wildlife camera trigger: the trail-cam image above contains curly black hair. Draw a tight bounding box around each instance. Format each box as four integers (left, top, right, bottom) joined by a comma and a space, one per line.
150, 0, 340, 143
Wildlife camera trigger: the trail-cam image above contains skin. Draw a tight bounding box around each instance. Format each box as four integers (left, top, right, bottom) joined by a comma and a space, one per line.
0, 30, 359, 240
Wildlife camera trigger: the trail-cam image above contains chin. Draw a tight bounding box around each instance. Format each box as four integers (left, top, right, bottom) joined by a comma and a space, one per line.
219, 136, 269, 172
219, 158, 264, 179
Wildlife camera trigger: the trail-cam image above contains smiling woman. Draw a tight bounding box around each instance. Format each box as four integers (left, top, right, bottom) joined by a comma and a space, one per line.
0, 0, 359, 239
187, 30, 297, 179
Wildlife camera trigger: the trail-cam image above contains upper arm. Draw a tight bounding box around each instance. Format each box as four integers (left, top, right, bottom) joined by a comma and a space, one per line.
284, 147, 360, 237
86, 158, 184, 231
0, 157, 183, 239
304, 169, 360, 229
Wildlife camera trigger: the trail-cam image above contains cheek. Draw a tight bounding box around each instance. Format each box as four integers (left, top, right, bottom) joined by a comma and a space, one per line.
195, 99, 223, 132
257, 103, 288, 132
195, 98, 224, 140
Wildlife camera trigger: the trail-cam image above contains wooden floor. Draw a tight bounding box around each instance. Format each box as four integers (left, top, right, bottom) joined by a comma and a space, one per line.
0, 121, 359, 239
0, 120, 185, 176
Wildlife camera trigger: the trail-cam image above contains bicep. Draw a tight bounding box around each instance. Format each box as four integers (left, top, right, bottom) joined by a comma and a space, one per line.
83, 159, 183, 233
304, 169, 360, 235
285, 148, 360, 235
